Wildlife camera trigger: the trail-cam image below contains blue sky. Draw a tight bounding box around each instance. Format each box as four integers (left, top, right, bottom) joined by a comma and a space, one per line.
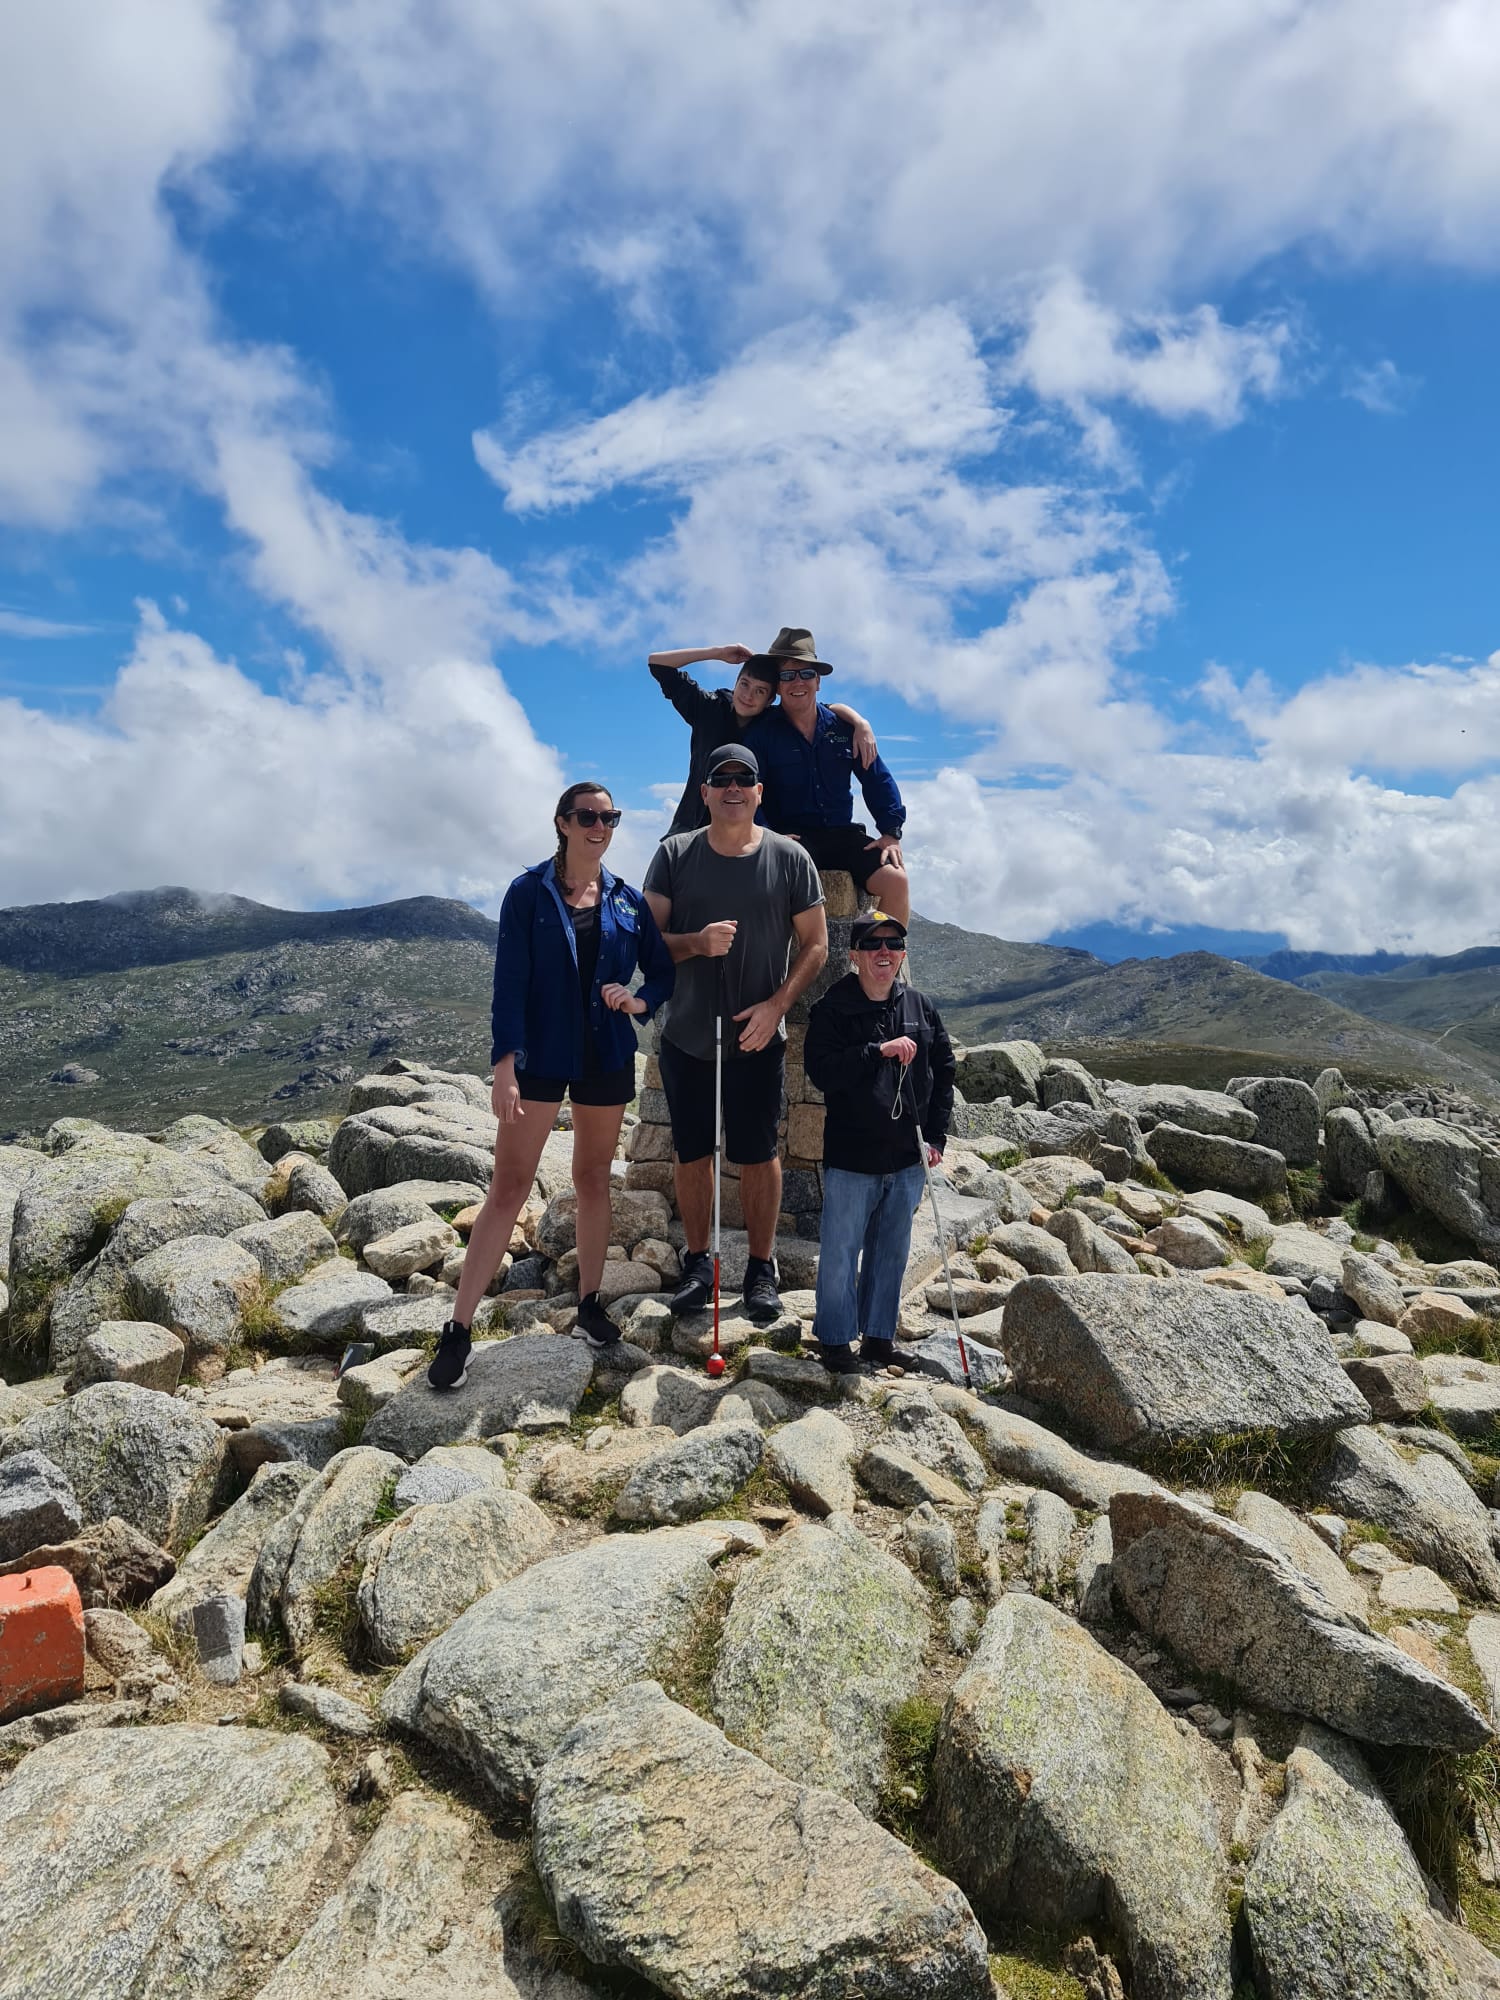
3, 1, 1500, 957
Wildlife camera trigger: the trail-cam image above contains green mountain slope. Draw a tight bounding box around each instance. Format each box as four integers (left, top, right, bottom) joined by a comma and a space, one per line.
1291, 947, 1500, 1076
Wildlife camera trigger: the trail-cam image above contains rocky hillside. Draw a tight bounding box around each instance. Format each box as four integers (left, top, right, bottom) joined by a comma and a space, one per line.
1267, 946, 1500, 1080
5, 1049, 1500, 1995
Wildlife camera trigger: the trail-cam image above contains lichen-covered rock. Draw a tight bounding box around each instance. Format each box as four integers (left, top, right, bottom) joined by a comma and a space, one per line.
382, 1521, 760, 1806
1147, 1216, 1232, 1270
0, 1449, 83, 1563
126, 1234, 262, 1357
362, 1215, 460, 1280
1144, 1122, 1287, 1199
1232, 1491, 1369, 1619
229, 1212, 339, 1286
391, 1442, 510, 1510
246, 1445, 405, 1652
1226, 1077, 1319, 1166
534, 1425, 677, 1513
618, 1360, 724, 1434
934, 1385, 1158, 1509
612, 1418, 763, 1524
1421, 1352, 1500, 1438
712, 1517, 929, 1811
364, 1333, 593, 1460
1376, 1117, 1500, 1262
0, 1381, 226, 1552
533, 1680, 992, 2000
0, 1724, 340, 2000
884, 1389, 988, 1492
930, 1594, 1232, 2000
1110, 1488, 1490, 1749
1339, 1248, 1406, 1327
766, 1406, 859, 1516
1321, 1424, 1500, 1603
357, 1486, 556, 1663
274, 1266, 393, 1345
149, 1460, 317, 1633
1244, 1725, 1500, 1999
73, 1319, 184, 1393
957, 1040, 1046, 1106
1001, 1275, 1367, 1455
1108, 1084, 1256, 1139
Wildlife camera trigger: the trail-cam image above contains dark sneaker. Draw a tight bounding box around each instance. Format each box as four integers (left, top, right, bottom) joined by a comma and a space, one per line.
817, 1340, 860, 1375
860, 1336, 897, 1371
670, 1251, 714, 1315
576, 1292, 621, 1352
427, 1321, 471, 1392
741, 1256, 782, 1325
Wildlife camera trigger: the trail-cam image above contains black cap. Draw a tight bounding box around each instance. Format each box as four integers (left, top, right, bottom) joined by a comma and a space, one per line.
851, 911, 908, 949
706, 743, 761, 781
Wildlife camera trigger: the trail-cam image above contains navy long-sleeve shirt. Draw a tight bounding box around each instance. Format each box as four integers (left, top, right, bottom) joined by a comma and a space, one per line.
754, 703, 905, 838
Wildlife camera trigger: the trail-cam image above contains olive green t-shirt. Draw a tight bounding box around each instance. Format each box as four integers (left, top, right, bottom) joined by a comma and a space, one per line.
643, 829, 824, 1060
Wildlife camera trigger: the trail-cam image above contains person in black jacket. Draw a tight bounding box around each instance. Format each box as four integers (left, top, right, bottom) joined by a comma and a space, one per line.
803, 912, 955, 1373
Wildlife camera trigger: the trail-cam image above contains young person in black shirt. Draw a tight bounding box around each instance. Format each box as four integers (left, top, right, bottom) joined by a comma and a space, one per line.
803, 913, 955, 1372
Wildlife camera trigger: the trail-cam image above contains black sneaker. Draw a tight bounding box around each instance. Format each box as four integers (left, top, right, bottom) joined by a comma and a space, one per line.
860, 1336, 897, 1371
817, 1340, 860, 1375
576, 1292, 621, 1352
427, 1321, 471, 1392
741, 1256, 782, 1325
670, 1251, 714, 1315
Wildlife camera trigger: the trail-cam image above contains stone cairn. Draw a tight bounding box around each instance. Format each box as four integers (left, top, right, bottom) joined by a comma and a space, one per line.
624, 869, 869, 1237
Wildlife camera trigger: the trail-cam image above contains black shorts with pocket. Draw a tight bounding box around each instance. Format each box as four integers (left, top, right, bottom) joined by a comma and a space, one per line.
784, 821, 895, 893
514, 1061, 636, 1108
657, 1035, 784, 1165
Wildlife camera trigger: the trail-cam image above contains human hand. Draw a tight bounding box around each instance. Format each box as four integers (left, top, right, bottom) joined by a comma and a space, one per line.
880, 1036, 918, 1064
697, 919, 738, 958
866, 835, 905, 871
852, 719, 878, 769
492, 1063, 524, 1124
718, 644, 754, 665
925, 1143, 943, 1167
734, 999, 784, 1053
601, 982, 646, 1016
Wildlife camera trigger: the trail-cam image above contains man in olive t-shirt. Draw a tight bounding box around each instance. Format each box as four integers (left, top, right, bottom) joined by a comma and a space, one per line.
644, 742, 828, 1325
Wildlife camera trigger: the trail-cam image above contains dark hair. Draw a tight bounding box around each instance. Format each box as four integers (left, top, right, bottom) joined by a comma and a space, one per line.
739, 659, 779, 690
553, 780, 614, 891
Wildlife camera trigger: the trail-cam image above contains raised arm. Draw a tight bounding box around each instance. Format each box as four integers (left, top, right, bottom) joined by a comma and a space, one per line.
649, 644, 753, 670
829, 701, 878, 770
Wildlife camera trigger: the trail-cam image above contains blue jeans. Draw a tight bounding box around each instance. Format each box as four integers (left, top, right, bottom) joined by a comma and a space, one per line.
814, 1164, 926, 1347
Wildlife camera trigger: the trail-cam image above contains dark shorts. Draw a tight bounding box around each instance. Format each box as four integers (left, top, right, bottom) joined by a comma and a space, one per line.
658, 1036, 785, 1166
515, 1061, 635, 1108
785, 822, 894, 892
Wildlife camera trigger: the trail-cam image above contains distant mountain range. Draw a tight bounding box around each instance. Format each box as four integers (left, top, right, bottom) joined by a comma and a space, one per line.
0, 888, 1494, 1136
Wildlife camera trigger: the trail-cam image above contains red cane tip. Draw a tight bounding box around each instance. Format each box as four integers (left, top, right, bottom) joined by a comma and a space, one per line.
705, 1353, 726, 1378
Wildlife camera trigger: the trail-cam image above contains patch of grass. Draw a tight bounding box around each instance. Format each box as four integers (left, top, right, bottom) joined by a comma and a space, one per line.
370, 1474, 402, 1525
566, 1389, 622, 1440
1135, 1160, 1177, 1194
1285, 1165, 1325, 1219
1370, 1741, 1500, 1911
1138, 1428, 1336, 1507
1240, 1237, 1270, 1271
985, 1930, 1090, 2000
1409, 1314, 1500, 1368
305, 1551, 365, 1669
236, 1274, 290, 1349
878, 1693, 944, 1846
1393, 1208, 1475, 1268
503, 1855, 657, 1996
701, 1459, 793, 1522
336, 1405, 368, 1451
2, 1270, 66, 1373
977, 1146, 1025, 1172
657, 1571, 734, 1720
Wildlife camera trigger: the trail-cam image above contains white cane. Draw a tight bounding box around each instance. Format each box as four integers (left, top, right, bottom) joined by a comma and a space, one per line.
707, 960, 726, 1378
897, 1057, 972, 1390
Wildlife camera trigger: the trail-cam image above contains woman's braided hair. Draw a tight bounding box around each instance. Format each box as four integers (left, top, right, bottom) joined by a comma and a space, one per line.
553, 781, 614, 893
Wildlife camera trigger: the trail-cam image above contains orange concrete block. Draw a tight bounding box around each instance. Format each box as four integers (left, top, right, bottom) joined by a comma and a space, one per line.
0, 1565, 86, 1722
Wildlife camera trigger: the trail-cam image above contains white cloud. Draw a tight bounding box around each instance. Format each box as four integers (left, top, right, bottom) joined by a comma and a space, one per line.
1204, 652, 1500, 775
1345, 358, 1418, 414
0, 607, 93, 639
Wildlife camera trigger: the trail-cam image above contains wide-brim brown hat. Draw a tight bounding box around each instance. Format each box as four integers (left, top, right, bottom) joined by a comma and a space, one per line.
748, 625, 832, 675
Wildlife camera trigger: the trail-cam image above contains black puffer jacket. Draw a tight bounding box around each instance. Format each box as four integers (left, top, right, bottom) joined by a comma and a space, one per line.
804, 973, 955, 1175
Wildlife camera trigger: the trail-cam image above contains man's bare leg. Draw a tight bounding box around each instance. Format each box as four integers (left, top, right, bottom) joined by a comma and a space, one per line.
739, 1157, 782, 1262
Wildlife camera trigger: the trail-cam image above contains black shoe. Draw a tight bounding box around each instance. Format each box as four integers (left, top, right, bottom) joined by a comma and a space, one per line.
741, 1256, 782, 1326
427, 1322, 471, 1391
860, 1336, 897, 1370
670, 1251, 714, 1315
817, 1341, 860, 1375
576, 1292, 621, 1352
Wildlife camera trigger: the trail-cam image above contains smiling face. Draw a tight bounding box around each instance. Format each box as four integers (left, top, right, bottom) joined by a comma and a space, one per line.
731, 669, 775, 721
855, 931, 906, 996
556, 787, 616, 872
700, 762, 761, 828
776, 663, 822, 723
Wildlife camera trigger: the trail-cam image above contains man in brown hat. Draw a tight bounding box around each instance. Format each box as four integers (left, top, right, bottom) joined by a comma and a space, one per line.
647, 637, 882, 837
748, 626, 910, 926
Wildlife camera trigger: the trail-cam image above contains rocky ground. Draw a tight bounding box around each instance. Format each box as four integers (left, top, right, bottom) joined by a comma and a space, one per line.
5, 1049, 1500, 1996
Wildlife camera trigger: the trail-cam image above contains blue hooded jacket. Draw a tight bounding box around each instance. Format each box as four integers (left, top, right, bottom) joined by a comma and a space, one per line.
489, 860, 674, 1075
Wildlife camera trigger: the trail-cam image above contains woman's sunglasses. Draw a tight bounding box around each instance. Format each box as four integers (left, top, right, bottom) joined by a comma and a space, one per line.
778, 666, 820, 683
564, 808, 622, 828
854, 935, 905, 951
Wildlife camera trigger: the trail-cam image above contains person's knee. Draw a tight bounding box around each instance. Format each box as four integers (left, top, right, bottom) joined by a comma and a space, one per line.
487, 1170, 532, 1212
573, 1158, 612, 1202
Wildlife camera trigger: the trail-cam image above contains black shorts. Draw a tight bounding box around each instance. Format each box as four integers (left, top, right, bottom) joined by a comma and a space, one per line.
515, 1062, 635, 1108
658, 1036, 785, 1166
786, 822, 894, 892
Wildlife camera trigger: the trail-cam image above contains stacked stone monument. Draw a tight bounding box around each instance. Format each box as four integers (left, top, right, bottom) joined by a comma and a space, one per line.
623, 869, 868, 1237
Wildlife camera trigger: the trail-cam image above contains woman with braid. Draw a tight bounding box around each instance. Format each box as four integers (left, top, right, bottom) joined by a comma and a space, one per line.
427, 781, 673, 1389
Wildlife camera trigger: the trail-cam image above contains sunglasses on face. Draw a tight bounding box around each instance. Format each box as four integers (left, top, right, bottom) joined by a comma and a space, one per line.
564, 808, 622, 828
778, 666, 820, 683
854, 936, 905, 952
706, 769, 757, 788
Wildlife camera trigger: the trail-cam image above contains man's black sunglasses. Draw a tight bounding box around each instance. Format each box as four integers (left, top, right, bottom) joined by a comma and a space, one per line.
853, 935, 906, 951
777, 666, 820, 683
705, 769, 757, 787
564, 808, 622, 827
